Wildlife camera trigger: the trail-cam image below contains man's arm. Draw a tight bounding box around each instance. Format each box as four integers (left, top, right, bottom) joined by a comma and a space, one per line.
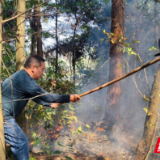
23, 74, 80, 104
33, 94, 81, 109
50, 94, 81, 109
23, 77, 70, 103
33, 98, 51, 107
33, 98, 62, 109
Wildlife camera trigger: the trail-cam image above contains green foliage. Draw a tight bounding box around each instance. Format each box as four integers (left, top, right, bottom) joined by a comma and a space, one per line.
143, 107, 148, 114
29, 157, 37, 160
77, 126, 82, 133
2, 44, 16, 80
149, 46, 157, 51
126, 47, 137, 55
53, 150, 62, 154
31, 131, 41, 146
85, 124, 91, 129
57, 141, 64, 147
133, 40, 140, 44
39, 58, 75, 94
26, 0, 40, 8
65, 156, 73, 160
34, 138, 41, 147
42, 31, 54, 39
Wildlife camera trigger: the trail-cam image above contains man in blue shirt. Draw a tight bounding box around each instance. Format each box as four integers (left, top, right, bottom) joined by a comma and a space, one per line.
2, 55, 80, 160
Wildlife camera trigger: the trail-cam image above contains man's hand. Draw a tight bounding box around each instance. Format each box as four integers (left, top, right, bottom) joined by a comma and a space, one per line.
50, 103, 60, 109
70, 94, 81, 102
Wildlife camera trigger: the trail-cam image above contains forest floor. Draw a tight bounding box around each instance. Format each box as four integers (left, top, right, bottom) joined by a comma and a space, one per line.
29, 122, 141, 160
6, 121, 160, 160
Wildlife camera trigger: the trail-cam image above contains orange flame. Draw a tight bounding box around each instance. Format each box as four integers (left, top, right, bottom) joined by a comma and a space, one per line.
70, 124, 76, 131
30, 141, 34, 145
56, 126, 63, 132
45, 125, 63, 139
97, 127, 104, 131
88, 133, 97, 140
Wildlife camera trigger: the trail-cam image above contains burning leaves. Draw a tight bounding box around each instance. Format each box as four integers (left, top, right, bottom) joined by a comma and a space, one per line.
88, 127, 105, 141
29, 119, 139, 160
28, 99, 138, 160
29, 125, 64, 148
30, 132, 42, 146
45, 126, 63, 140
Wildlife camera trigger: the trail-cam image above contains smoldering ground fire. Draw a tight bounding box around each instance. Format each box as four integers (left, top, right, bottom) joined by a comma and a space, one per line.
28, 93, 141, 159
26, 54, 160, 160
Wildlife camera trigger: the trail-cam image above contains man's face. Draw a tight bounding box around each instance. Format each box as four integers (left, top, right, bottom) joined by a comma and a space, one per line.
33, 62, 45, 80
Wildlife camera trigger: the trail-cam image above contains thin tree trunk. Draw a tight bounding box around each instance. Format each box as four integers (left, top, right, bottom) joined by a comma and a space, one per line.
135, 65, 160, 160
28, 11, 36, 55
15, 0, 26, 133
16, 0, 26, 70
72, 51, 76, 86
0, 2, 6, 159
30, 1, 43, 57
104, 0, 125, 134
72, 12, 77, 86
35, 6, 43, 57
30, 10, 36, 55
69, 51, 72, 82
55, 0, 58, 75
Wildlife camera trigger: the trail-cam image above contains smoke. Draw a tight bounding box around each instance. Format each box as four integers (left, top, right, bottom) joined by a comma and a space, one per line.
71, 0, 160, 158
29, 0, 160, 159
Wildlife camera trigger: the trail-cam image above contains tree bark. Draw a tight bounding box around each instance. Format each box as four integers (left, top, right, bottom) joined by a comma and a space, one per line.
104, 0, 125, 134
15, 0, 26, 133
55, 0, 58, 75
16, 0, 26, 71
135, 65, 160, 160
0, 2, 6, 159
30, 9, 36, 55
30, 1, 43, 57
35, 6, 43, 57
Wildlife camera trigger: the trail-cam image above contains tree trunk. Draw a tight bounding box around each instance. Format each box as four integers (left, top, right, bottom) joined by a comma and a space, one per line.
16, 0, 26, 71
35, 6, 43, 57
72, 51, 76, 86
15, 0, 26, 133
104, 0, 125, 134
0, 2, 6, 159
135, 65, 160, 160
55, 0, 58, 75
69, 51, 72, 82
30, 1, 43, 57
30, 9, 36, 55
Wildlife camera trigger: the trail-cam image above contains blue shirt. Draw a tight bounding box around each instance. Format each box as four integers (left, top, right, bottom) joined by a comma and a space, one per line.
2, 69, 70, 120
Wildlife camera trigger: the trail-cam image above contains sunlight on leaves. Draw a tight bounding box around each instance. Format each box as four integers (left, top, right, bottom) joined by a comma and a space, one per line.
29, 158, 36, 160
85, 124, 91, 129
143, 107, 148, 114
149, 46, 157, 51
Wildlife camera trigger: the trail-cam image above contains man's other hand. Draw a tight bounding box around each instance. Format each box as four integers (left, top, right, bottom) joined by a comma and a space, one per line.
70, 94, 81, 102
50, 103, 60, 109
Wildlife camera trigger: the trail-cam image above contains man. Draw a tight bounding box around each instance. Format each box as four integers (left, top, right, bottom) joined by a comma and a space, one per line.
2, 55, 80, 160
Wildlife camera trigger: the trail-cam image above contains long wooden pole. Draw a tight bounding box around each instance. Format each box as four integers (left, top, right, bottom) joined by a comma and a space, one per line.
79, 57, 160, 97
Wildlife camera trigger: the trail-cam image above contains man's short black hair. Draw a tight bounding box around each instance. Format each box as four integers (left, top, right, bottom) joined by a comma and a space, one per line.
24, 55, 45, 68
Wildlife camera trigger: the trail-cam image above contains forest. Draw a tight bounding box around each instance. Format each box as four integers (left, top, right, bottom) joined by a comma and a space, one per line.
1, 0, 160, 160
